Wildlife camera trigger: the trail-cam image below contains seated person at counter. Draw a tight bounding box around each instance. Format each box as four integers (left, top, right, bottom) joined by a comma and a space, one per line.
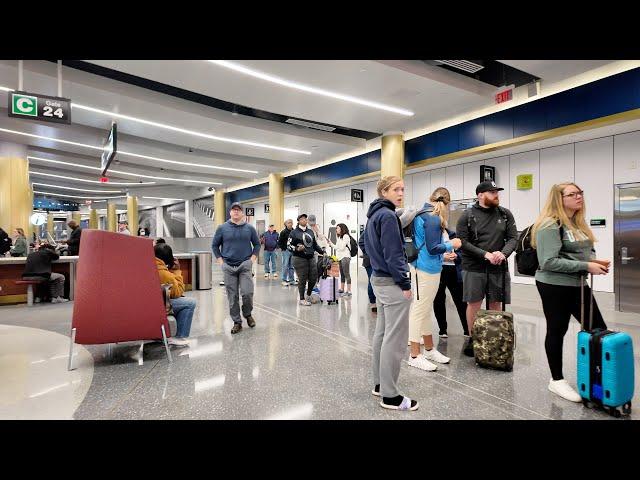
10, 228, 28, 257
22, 243, 69, 304
154, 242, 195, 346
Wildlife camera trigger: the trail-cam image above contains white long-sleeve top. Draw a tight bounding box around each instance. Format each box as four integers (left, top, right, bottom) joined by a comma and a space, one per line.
333, 234, 352, 260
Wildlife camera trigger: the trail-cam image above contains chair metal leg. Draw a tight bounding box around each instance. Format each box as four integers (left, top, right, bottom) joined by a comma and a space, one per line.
67, 327, 77, 371
161, 325, 173, 363
137, 342, 144, 366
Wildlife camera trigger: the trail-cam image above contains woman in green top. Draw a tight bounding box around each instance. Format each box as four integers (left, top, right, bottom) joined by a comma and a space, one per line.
532, 183, 610, 403
10, 228, 28, 257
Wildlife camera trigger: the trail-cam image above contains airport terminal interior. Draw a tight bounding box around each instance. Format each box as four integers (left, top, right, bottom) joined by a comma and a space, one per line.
1, 59, 639, 420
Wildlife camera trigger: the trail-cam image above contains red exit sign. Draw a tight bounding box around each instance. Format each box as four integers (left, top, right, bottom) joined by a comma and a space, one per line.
495, 89, 513, 104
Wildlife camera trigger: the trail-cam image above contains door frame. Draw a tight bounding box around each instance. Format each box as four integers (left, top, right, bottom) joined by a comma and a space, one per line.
614, 182, 640, 312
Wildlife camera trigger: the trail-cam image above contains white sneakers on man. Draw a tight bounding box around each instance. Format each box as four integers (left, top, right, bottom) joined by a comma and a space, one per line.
423, 348, 450, 364
51, 297, 69, 304
168, 337, 189, 347
548, 379, 582, 402
407, 355, 438, 371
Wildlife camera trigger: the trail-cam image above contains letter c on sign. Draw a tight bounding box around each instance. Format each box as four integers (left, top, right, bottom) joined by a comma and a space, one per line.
17, 98, 34, 113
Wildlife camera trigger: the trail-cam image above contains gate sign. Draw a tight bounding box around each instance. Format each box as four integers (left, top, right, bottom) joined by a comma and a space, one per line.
264, 204, 270, 213
351, 189, 364, 202
246, 207, 255, 217
8, 91, 72, 125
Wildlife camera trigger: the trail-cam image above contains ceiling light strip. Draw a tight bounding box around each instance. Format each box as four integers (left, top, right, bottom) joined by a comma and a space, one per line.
207, 60, 414, 116
142, 196, 185, 201
29, 170, 155, 185
32, 182, 123, 193
33, 190, 127, 200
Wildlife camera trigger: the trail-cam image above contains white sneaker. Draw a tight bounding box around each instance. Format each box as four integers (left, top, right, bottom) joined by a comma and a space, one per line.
299, 299, 312, 306
56, 297, 69, 303
168, 337, 189, 347
34, 297, 41, 303
51, 297, 60, 304
264, 273, 270, 278
273, 273, 278, 278
423, 348, 450, 364
281, 281, 289, 286
407, 355, 438, 372
219, 281, 225, 286
548, 379, 582, 402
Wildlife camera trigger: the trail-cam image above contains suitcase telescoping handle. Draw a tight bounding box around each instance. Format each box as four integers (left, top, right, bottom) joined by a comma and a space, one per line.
580, 273, 595, 332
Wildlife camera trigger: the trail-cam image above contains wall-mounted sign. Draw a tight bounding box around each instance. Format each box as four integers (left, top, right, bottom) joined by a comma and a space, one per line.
359, 224, 365, 235
246, 207, 255, 217
101, 123, 117, 176
351, 189, 364, 202
480, 165, 495, 183
495, 89, 513, 104
8, 91, 72, 124
264, 203, 270, 213
517, 174, 533, 190
30, 212, 47, 226
590, 218, 606, 227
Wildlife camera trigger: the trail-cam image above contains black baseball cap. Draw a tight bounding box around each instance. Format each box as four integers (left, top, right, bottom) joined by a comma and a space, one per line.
230, 202, 243, 210
297, 213, 308, 221
476, 181, 504, 194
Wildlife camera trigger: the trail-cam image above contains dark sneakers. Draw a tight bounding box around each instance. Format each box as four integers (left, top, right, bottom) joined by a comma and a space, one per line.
246, 316, 256, 328
463, 337, 474, 357
231, 323, 242, 334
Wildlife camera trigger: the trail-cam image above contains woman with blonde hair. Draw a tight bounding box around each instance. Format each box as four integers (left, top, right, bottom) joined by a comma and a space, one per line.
362, 175, 418, 411
533, 182, 610, 402
407, 187, 462, 371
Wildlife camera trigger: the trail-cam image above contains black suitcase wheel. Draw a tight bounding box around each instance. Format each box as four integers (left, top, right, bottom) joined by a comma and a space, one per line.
582, 399, 593, 409
622, 402, 632, 415
610, 408, 622, 418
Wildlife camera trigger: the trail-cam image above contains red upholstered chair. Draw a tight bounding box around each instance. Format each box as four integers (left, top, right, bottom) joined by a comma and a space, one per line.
68, 230, 173, 370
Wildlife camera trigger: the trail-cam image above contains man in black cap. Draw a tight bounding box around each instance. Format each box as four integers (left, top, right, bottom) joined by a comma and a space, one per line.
456, 180, 518, 356
212, 202, 261, 334
287, 213, 325, 306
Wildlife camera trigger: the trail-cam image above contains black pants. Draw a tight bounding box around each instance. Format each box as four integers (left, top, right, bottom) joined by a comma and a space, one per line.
293, 256, 318, 300
536, 280, 607, 381
433, 265, 468, 335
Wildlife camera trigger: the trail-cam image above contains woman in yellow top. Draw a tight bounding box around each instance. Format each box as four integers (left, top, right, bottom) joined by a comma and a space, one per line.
154, 243, 196, 346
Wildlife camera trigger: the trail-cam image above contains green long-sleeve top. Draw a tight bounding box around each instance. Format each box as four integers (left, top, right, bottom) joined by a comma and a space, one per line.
534, 220, 594, 287
11, 236, 27, 256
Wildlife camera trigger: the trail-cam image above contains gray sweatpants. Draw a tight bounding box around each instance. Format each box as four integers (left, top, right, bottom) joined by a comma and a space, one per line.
222, 259, 254, 324
371, 276, 411, 398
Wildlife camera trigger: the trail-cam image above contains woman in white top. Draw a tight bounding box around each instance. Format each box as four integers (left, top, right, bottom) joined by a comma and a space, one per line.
328, 223, 353, 296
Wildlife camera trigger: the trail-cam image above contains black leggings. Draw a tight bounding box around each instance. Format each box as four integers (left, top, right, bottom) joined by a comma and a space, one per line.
293, 256, 318, 300
433, 265, 468, 335
536, 280, 607, 381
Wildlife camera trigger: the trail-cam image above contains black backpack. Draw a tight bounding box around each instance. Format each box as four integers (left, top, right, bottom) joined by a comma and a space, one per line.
348, 235, 358, 257
515, 223, 563, 276
402, 207, 431, 263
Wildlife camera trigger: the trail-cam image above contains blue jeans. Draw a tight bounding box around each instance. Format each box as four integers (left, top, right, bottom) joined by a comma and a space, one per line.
281, 250, 295, 282
264, 250, 278, 274
169, 296, 196, 338
365, 265, 376, 304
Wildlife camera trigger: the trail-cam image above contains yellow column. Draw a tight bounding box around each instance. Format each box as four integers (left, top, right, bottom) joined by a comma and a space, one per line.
47, 213, 55, 236
381, 132, 405, 179
89, 208, 99, 229
214, 190, 226, 229
72, 212, 81, 225
127, 195, 138, 235
268, 173, 284, 230
0, 149, 31, 237
107, 204, 117, 232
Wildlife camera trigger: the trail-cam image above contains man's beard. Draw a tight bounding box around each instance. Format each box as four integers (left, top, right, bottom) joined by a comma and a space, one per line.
486, 196, 500, 207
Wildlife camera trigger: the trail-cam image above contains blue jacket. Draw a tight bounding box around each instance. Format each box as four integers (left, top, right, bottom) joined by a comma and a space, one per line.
362, 198, 411, 291
261, 230, 279, 251
412, 205, 453, 274
211, 220, 260, 266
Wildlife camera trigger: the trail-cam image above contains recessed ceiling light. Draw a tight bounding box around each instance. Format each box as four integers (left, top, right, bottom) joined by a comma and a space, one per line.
207, 60, 414, 116
142, 196, 185, 201
32, 182, 123, 193
27, 155, 223, 186
29, 170, 155, 185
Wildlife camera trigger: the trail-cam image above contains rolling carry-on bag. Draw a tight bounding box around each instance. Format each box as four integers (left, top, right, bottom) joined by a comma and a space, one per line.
472, 263, 516, 371
319, 276, 339, 304
577, 274, 634, 417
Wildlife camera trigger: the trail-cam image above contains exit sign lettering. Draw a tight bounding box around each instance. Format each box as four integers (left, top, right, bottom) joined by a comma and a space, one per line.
495, 89, 513, 104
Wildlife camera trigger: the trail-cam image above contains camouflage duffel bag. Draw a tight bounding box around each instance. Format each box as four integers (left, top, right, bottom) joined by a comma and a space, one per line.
472, 309, 515, 371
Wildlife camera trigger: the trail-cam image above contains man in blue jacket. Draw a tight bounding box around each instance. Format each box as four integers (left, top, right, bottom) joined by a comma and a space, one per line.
212, 202, 261, 334
261, 224, 280, 279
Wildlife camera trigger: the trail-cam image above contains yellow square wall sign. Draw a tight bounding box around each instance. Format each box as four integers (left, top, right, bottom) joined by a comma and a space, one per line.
517, 174, 533, 190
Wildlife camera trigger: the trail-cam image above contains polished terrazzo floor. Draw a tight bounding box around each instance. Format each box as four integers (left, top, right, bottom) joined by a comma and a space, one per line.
1, 263, 638, 420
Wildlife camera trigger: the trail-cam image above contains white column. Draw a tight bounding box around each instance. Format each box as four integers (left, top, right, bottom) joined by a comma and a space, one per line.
185, 200, 193, 238
155, 206, 163, 238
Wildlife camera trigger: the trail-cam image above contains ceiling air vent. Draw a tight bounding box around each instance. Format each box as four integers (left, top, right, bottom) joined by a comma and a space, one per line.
434, 60, 484, 74
286, 118, 336, 132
